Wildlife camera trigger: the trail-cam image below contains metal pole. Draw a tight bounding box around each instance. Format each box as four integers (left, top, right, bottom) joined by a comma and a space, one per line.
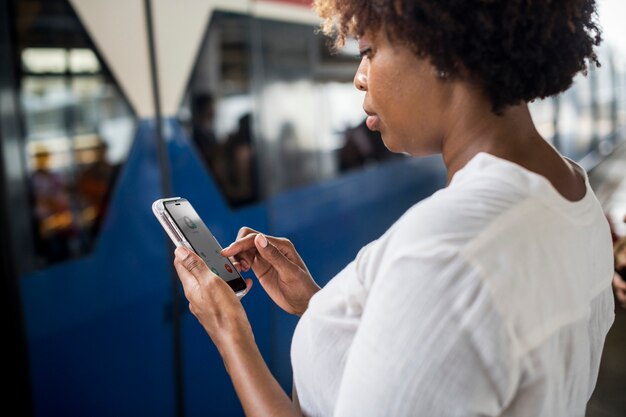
144, 1, 184, 417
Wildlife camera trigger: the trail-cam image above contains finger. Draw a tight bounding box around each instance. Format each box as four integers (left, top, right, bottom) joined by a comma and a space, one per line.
177, 246, 211, 276
223, 236, 260, 272
237, 226, 260, 240
222, 233, 257, 257
253, 233, 300, 277
174, 247, 204, 300
229, 257, 253, 273
224, 226, 259, 256
260, 236, 306, 271
231, 259, 243, 272
228, 249, 256, 272
174, 246, 213, 284
226, 226, 260, 253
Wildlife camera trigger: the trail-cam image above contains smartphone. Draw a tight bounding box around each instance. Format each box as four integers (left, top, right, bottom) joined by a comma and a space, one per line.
152, 197, 248, 298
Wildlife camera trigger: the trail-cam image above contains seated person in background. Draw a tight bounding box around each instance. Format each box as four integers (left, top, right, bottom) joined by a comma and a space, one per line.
221, 113, 258, 207
76, 139, 118, 242
339, 118, 397, 171
190, 92, 218, 163
30, 144, 74, 263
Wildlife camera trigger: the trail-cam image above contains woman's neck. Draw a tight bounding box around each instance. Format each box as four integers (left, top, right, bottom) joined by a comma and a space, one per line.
440, 95, 544, 184
439, 95, 586, 202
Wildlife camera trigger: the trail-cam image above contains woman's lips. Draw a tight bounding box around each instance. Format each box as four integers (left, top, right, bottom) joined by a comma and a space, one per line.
366, 114, 380, 131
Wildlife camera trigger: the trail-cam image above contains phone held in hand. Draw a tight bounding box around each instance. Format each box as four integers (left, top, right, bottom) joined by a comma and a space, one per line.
152, 197, 248, 298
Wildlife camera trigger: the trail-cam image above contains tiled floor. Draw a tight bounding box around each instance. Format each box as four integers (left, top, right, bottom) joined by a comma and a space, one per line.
586, 141, 626, 417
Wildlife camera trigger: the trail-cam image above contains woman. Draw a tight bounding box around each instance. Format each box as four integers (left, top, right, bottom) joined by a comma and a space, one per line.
173, 1, 615, 415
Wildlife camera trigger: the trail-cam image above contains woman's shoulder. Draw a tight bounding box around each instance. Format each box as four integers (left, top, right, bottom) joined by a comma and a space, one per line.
391, 151, 601, 249
388, 158, 531, 248
355, 165, 532, 293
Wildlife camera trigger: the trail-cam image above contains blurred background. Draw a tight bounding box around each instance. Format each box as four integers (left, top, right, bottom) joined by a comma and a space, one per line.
0, 0, 624, 416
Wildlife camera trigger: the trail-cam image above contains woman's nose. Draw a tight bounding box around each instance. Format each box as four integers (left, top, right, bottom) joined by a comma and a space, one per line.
354, 62, 368, 91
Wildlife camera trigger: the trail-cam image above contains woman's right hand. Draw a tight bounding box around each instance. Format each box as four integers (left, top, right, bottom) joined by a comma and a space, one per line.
221, 227, 320, 316
613, 273, 626, 309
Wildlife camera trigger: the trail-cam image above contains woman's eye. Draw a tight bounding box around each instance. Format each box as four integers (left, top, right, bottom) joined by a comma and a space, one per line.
358, 48, 372, 59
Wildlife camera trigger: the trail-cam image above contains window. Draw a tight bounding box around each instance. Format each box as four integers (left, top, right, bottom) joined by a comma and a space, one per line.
255, 19, 401, 197
181, 12, 258, 207
14, 0, 136, 267
181, 12, 402, 207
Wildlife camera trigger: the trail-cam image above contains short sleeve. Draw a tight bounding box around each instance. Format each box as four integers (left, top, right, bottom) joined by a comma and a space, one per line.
332, 250, 516, 417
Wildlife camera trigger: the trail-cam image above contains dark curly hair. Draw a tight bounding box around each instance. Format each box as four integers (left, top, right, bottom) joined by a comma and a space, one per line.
314, 0, 602, 114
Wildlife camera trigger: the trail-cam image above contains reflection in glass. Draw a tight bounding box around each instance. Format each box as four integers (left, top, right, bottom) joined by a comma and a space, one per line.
339, 119, 399, 172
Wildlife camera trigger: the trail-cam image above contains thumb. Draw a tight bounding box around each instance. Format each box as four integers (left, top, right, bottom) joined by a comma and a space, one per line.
254, 233, 298, 274
175, 246, 209, 278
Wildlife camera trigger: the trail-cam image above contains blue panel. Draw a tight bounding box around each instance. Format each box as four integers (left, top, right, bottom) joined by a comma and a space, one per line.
19, 121, 175, 417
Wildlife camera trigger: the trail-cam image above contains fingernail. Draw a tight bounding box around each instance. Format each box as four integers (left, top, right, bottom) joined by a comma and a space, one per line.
175, 246, 190, 260
240, 258, 249, 269
257, 234, 268, 248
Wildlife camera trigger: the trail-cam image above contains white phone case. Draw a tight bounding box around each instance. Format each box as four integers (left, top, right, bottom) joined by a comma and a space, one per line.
152, 197, 247, 298
152, 197, 192, 250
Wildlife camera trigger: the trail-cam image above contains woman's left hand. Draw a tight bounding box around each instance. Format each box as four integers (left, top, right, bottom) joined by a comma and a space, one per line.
173, 246, 255, 353
174, 249, 302, 417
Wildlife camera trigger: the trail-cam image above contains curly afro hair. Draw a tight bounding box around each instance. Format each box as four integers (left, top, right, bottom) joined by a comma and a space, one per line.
314, 0, 602, 114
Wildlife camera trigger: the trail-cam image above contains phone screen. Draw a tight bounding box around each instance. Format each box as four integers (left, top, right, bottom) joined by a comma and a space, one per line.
164, 199, 247, 293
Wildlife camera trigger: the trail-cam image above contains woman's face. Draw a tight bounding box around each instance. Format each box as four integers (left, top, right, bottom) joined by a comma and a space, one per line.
355, 30, 452, 155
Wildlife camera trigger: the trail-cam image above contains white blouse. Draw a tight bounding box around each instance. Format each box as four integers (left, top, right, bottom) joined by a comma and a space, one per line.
290, 152, 615, 417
